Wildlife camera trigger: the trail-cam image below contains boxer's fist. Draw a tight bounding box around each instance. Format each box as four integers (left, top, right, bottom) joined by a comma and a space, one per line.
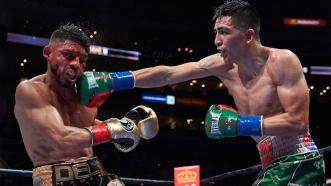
205, 104, 263, 139
77, 71, 134, 107
205, 104, 239, 139
106, 118, 141, 153
112, 105, 159, 152
85, 105, 159, 152
85, 118, 141, 152
124, 105, 159, 139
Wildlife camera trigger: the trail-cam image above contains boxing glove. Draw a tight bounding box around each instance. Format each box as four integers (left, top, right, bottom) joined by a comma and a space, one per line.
205, 104, 263, 139
123, 105, 159, 139
85, 117, 140, 152
78, 71, 135, 107
85, 105, 159, 152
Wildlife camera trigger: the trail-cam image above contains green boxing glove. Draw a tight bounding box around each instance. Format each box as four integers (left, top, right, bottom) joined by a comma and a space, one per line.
205, 104, 263, 139
77, 71, 135, 107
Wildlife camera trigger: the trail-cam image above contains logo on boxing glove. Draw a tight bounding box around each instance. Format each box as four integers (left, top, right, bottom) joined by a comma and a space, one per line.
119, 119, 134, 132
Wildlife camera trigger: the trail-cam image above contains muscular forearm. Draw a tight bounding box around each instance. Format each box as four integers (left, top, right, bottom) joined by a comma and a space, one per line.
47, 125, 92, 153
133, 66, 172, 88
133, 61, 212, 88
263, 113, 308, 136
50, 118, 107, 152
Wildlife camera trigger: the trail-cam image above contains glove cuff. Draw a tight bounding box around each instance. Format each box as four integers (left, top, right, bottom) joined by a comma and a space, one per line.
238, 115, 263, 136
85, 123, 111, 146
84, 127, 94, 147
111, 71, 135, 91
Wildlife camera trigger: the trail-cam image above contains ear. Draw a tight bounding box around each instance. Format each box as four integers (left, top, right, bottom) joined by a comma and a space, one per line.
246, 29, 255, 44
43, 45, 51, 59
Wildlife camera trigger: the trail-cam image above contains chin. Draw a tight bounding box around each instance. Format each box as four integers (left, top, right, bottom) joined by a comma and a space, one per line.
221, 55, 229, 62
61, 83, 74, 89
58, 79, 75, 88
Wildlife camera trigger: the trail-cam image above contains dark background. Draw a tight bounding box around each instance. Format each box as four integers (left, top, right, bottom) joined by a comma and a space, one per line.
0, 0, 330, 185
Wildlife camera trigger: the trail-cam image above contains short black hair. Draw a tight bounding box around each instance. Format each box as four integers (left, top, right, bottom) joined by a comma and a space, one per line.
49, 23, 90, 52
213, 0, 260, 41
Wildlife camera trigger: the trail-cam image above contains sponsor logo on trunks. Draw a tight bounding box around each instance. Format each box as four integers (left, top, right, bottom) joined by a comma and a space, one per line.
258, 139, 274, 166
257, 134, 318, 167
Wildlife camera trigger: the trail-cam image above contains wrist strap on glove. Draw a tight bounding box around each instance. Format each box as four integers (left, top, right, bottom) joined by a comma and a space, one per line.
85, 123, 111, 146
111, 71, 135, 91
238, 115, 263, 136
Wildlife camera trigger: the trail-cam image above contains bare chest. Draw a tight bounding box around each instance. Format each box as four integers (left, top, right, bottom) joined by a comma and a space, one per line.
52, 98, 96, 127
223, 73, 283, 116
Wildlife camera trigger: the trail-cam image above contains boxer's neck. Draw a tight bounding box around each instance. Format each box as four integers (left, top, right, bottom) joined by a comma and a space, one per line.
44, 72, 77, 102
236, 44, 268, 79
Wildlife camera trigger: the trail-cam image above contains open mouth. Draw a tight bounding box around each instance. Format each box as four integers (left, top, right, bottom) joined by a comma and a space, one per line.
65, 69, 77, 81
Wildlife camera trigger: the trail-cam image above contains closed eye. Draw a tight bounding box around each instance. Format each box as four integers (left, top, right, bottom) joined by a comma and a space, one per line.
61, 51, 75, 60
61, 50, 88, 63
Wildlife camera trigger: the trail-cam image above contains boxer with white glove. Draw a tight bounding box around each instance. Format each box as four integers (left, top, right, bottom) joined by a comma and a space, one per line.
123, 105, 159, 140
85, 105, 159, 152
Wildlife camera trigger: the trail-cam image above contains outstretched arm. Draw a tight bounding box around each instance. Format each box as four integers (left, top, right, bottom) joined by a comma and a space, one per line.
77, 54, 225, 107
133, 53, 225, 88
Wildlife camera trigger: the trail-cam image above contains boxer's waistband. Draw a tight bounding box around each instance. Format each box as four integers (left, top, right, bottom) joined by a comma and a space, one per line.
33, 156, 108, 185
257, 133, 318, 167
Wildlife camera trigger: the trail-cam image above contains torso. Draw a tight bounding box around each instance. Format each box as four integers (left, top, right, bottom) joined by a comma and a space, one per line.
222, 63, 284, 116
214, 48, 285, 142
18, 75, 97, 166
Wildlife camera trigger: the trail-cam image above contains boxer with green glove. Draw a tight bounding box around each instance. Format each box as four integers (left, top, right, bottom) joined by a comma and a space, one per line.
77, 71, 135, 107
205, 104, 263, 139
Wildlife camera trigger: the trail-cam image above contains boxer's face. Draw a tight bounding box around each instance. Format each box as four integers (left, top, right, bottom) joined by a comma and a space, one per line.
213, 16, 247, 62
44, 40, 88, 88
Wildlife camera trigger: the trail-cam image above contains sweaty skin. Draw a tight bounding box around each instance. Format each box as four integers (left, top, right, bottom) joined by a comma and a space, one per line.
133, 16, 309, 142
14, 40, 97, 167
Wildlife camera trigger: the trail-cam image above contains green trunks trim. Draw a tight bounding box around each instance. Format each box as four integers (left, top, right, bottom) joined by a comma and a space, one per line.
253, 151, 326, 186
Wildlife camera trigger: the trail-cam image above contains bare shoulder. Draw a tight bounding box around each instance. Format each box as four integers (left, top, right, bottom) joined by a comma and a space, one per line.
15, 75, 50, 107
197, 53, 227, 75
268, 48, 301, 67
198, 53, 223, 67
267, 48, 304, 84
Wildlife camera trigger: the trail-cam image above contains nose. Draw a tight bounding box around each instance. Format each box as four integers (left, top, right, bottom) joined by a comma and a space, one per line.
69, 56, 80, 70
214, 33, 222, 47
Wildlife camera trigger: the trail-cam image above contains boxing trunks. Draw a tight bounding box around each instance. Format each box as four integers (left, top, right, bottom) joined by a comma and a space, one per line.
32, 156, 124, 186
253, 133, 325, 185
